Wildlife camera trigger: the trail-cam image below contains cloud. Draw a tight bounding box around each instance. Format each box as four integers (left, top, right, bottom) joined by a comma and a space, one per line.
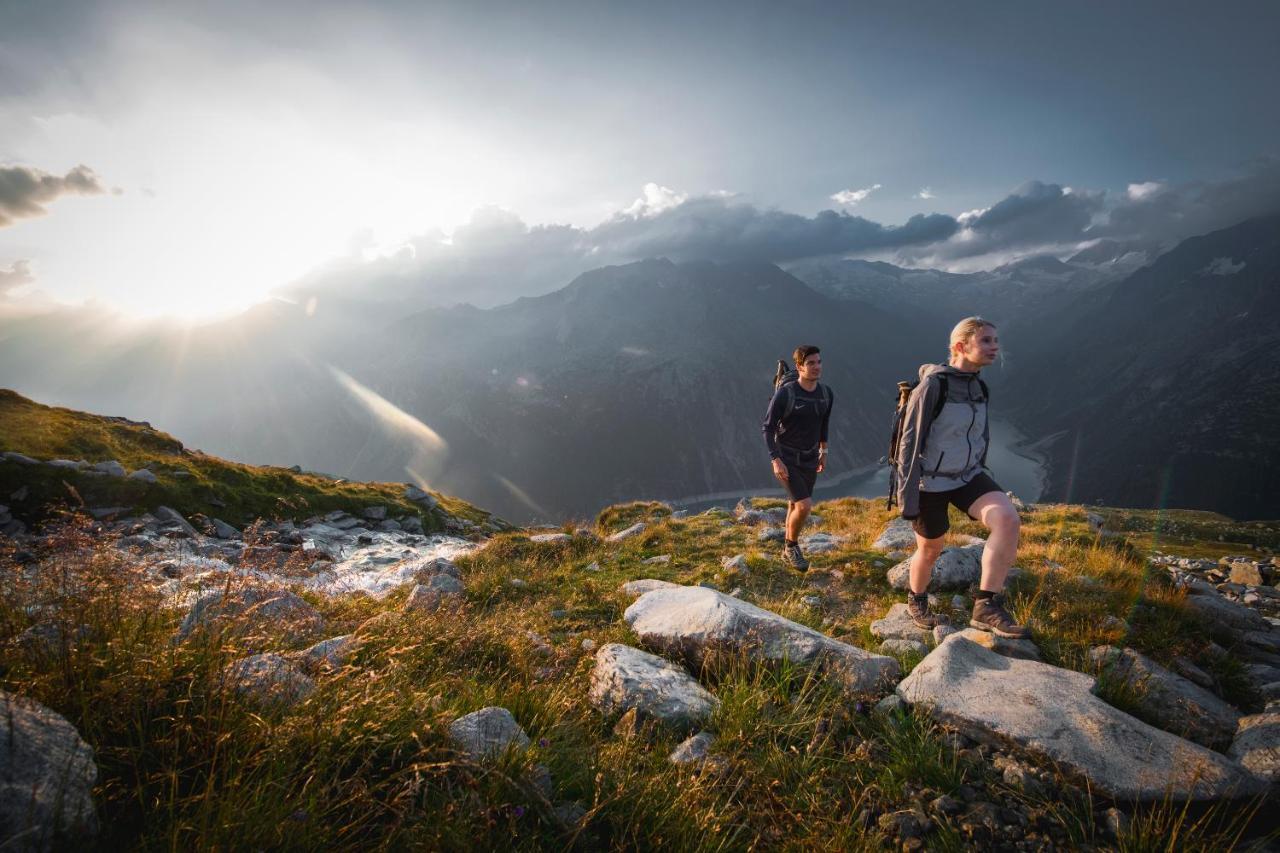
915, 187, 935, 200
1126, 181, 1165, 201
622, 183, 688, 218
0, 164, 106, 226
830, 184, 882, 206
0, 260, 34, 297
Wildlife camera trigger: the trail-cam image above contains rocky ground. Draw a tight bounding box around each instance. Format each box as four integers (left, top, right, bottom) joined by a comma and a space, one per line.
2, 482, 1279, 850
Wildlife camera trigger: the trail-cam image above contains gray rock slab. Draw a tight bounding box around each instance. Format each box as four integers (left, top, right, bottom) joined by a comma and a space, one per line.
0, 690, 98, 845
211, 518, 240, 539
872, 518, 917, 552
607, 522, 646, 542
721, 554, 749, 572
448, 707, 530, 760
177, 586, 325, 642
589, 643, 718, 728
887, 545, 984, 591
403, 574, 465, 613
870, 603, 934, 644
620, 578, 680, 599
758, 527, 784, 543
154, 505, 196, 535
225, 654, 315, 707
897, 635, 1266, 801
1186, 593, 1270, 633
128, 468, 158, 483
3, 451, 38, 464
800, 532, 843, 554
1228, 711, 1280, 782
624, 586, 899, 695
297, 635, 356, 668
670, 731, 715, 765
881, 638, 929, 656
91, 460, 126, 477
1090, 646, 1240, 750
951, 628, 1041, 661
529, 532, 571, 544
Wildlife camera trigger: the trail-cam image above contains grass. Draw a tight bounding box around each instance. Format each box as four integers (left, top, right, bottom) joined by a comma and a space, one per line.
3, 492, 1276, 850
0, 388, 497, 533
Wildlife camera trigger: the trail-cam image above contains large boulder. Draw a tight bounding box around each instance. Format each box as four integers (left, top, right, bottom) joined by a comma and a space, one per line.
448, 707, 530, 760
897, 636, 1266, 801
950, 627, 1041, 662
225, 654, 315, 707
887, 545, 984, 591
1185, 593, 1270, 634
624, 586, 899, 695
0, 691, 98, 848
403, 574, 465, 613
588, 643, 718, 729
1090, 646, 1240, 750
177, 586, 325, 642
1228, 711, 1280, 782
872, 518, 917, 553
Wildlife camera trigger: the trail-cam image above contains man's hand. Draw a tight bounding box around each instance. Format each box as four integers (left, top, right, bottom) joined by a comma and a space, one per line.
771, 458, 789, 482
817, 446, 828, 473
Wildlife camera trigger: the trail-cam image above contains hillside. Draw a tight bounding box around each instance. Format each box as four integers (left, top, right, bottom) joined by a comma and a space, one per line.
2, 397, 1279, 850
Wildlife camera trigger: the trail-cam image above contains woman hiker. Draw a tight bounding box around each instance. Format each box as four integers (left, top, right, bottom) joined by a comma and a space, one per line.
894, 317, 1030, 638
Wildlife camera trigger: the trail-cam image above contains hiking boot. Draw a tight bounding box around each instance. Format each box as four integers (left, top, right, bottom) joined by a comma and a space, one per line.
970, 594, 1031, 639
907, 592, 948, 629
782, 542, 810, 571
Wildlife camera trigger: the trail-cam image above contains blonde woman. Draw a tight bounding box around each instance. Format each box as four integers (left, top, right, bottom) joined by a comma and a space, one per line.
894, 317, 1029, 638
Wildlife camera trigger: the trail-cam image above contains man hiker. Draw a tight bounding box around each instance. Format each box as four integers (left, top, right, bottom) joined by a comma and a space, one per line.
894, 317, 1030, 638
762, 345, 832, 571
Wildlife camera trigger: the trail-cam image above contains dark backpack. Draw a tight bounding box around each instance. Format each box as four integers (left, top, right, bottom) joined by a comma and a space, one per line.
771, 359, 832, 427
884, 374, 988, 508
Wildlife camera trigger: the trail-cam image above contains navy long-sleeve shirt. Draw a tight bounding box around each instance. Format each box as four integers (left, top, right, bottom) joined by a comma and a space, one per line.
762, 382, 832, 461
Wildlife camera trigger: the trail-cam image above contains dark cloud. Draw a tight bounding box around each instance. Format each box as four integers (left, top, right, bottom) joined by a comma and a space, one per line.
0, 164, 106, 226
0, 260, 34, 297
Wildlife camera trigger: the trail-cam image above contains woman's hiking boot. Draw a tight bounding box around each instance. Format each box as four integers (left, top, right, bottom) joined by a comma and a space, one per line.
782, 541, 809, 571
969, 593, 1031, 639
907, 592, 948, 629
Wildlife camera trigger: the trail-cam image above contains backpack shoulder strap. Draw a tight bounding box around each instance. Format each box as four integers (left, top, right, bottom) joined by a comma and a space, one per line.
978, 378, 990, 403
782, 383, 796, 420
930, 375, 949, 419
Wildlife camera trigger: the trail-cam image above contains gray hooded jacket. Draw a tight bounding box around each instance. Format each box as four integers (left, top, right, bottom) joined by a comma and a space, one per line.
895, 363, 990, 518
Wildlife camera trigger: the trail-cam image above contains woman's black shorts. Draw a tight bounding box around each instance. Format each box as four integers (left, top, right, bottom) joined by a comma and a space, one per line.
910, 472, 1003, 539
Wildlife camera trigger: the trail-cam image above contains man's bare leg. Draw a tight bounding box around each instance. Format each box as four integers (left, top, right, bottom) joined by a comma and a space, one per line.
786, 498, 812, 542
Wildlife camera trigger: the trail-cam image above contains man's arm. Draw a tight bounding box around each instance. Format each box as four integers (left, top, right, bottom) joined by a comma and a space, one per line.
762, 387, 789, 481
817, 388, 833, 472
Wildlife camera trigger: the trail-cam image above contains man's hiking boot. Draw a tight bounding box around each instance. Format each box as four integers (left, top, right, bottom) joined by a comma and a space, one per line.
907, 592, 948, 629
970, 594, 1031, 639
782, 542, 810, 571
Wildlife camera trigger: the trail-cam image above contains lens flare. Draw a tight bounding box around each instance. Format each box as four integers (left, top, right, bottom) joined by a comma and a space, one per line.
328, 367, 447, 453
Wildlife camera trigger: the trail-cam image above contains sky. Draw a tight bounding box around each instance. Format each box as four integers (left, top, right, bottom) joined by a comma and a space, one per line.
2, 0, 1279, 319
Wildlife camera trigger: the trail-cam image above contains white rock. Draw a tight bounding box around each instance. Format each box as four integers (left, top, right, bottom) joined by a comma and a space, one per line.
624, 586, 899, 695
0, 690, 98, 844
872, 518, 917, 552
721, 554, 749, 572
620, 578, 680, 599
950, 627, 1041, 661
588, 643, 718, 728
870, 603, 933, 644
799, 532, 843, 554
129, 468, 158, 483
642, 554, 672, 565
92, 460, 126, 477
887, 544, 984, 591
897, 635, 1265, 801
881, 638, 929, 656
669, 731, 715, 765
448, 707, 530, 759
607, 522, 646, 543
298, 635, 355, 668
1228, 711, 1280, 782
225, 653, 315, 707
403, 574, 464, 613
530, 532, 572, 544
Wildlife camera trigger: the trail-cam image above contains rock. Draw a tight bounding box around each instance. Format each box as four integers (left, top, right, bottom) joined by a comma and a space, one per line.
624, 586, 899, 695
377, 519, 402, 532
580, 638, 597, 652
1228, 711, 1280, 782
1091, 646, 1240, 749
1086, 512, 1104, 533
3, 451, 39, 464
91, 460, 126, 477
1244, 630, 1280, 654
1172, 657, 1215, 689
642, 554, 671, 565
799, 532, 842, 554
1231, 563, 1266, 586
721, 554, 749, 572
1186, 593, 1270, 633
588, 644, 717, 729
758, 527, 785, 543
1100, 614, 1129, 633
669, 731, 715, 765
872, 518, 917, 552
887, 544, 984, 591
9, 485, 28, 501
210, 518, 240, 539
177, 587, 325, 642
870, 603, 934, 644
530, 532, 571, 544
874, 695, 906, 718
801, 595, 823, 608
620, 578, 679, 598
86, 506, 129, 520
128, 468, 158, 483
225, 654, 315, 707
47, 458, 86, 470
881, 638, 929, 656
950, 628, 1041, 661
934, 624, 960, 644
552, 801, 588, 826
897, 635, 1266, 801
297, 635, 355, 668
448, 707, 530, 760
0, 691, 98, 846
1007, 492, 1028, 512
154, 505, 197, 535
403, 485, 438, 509
362, 506, 387, 521
1103, 806, 1130, 838
607, 522, 646, 543
507, 578, 527, 589
403, 575, 465, 613
583, 561, 601, 572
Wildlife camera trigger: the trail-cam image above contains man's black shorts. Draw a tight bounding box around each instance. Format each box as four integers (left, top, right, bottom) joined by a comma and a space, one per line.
777, 446, 820, 502
910, 472, 1003, 539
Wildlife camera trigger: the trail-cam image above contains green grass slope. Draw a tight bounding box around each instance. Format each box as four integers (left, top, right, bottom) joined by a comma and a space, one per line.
0, 388, 495, 532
